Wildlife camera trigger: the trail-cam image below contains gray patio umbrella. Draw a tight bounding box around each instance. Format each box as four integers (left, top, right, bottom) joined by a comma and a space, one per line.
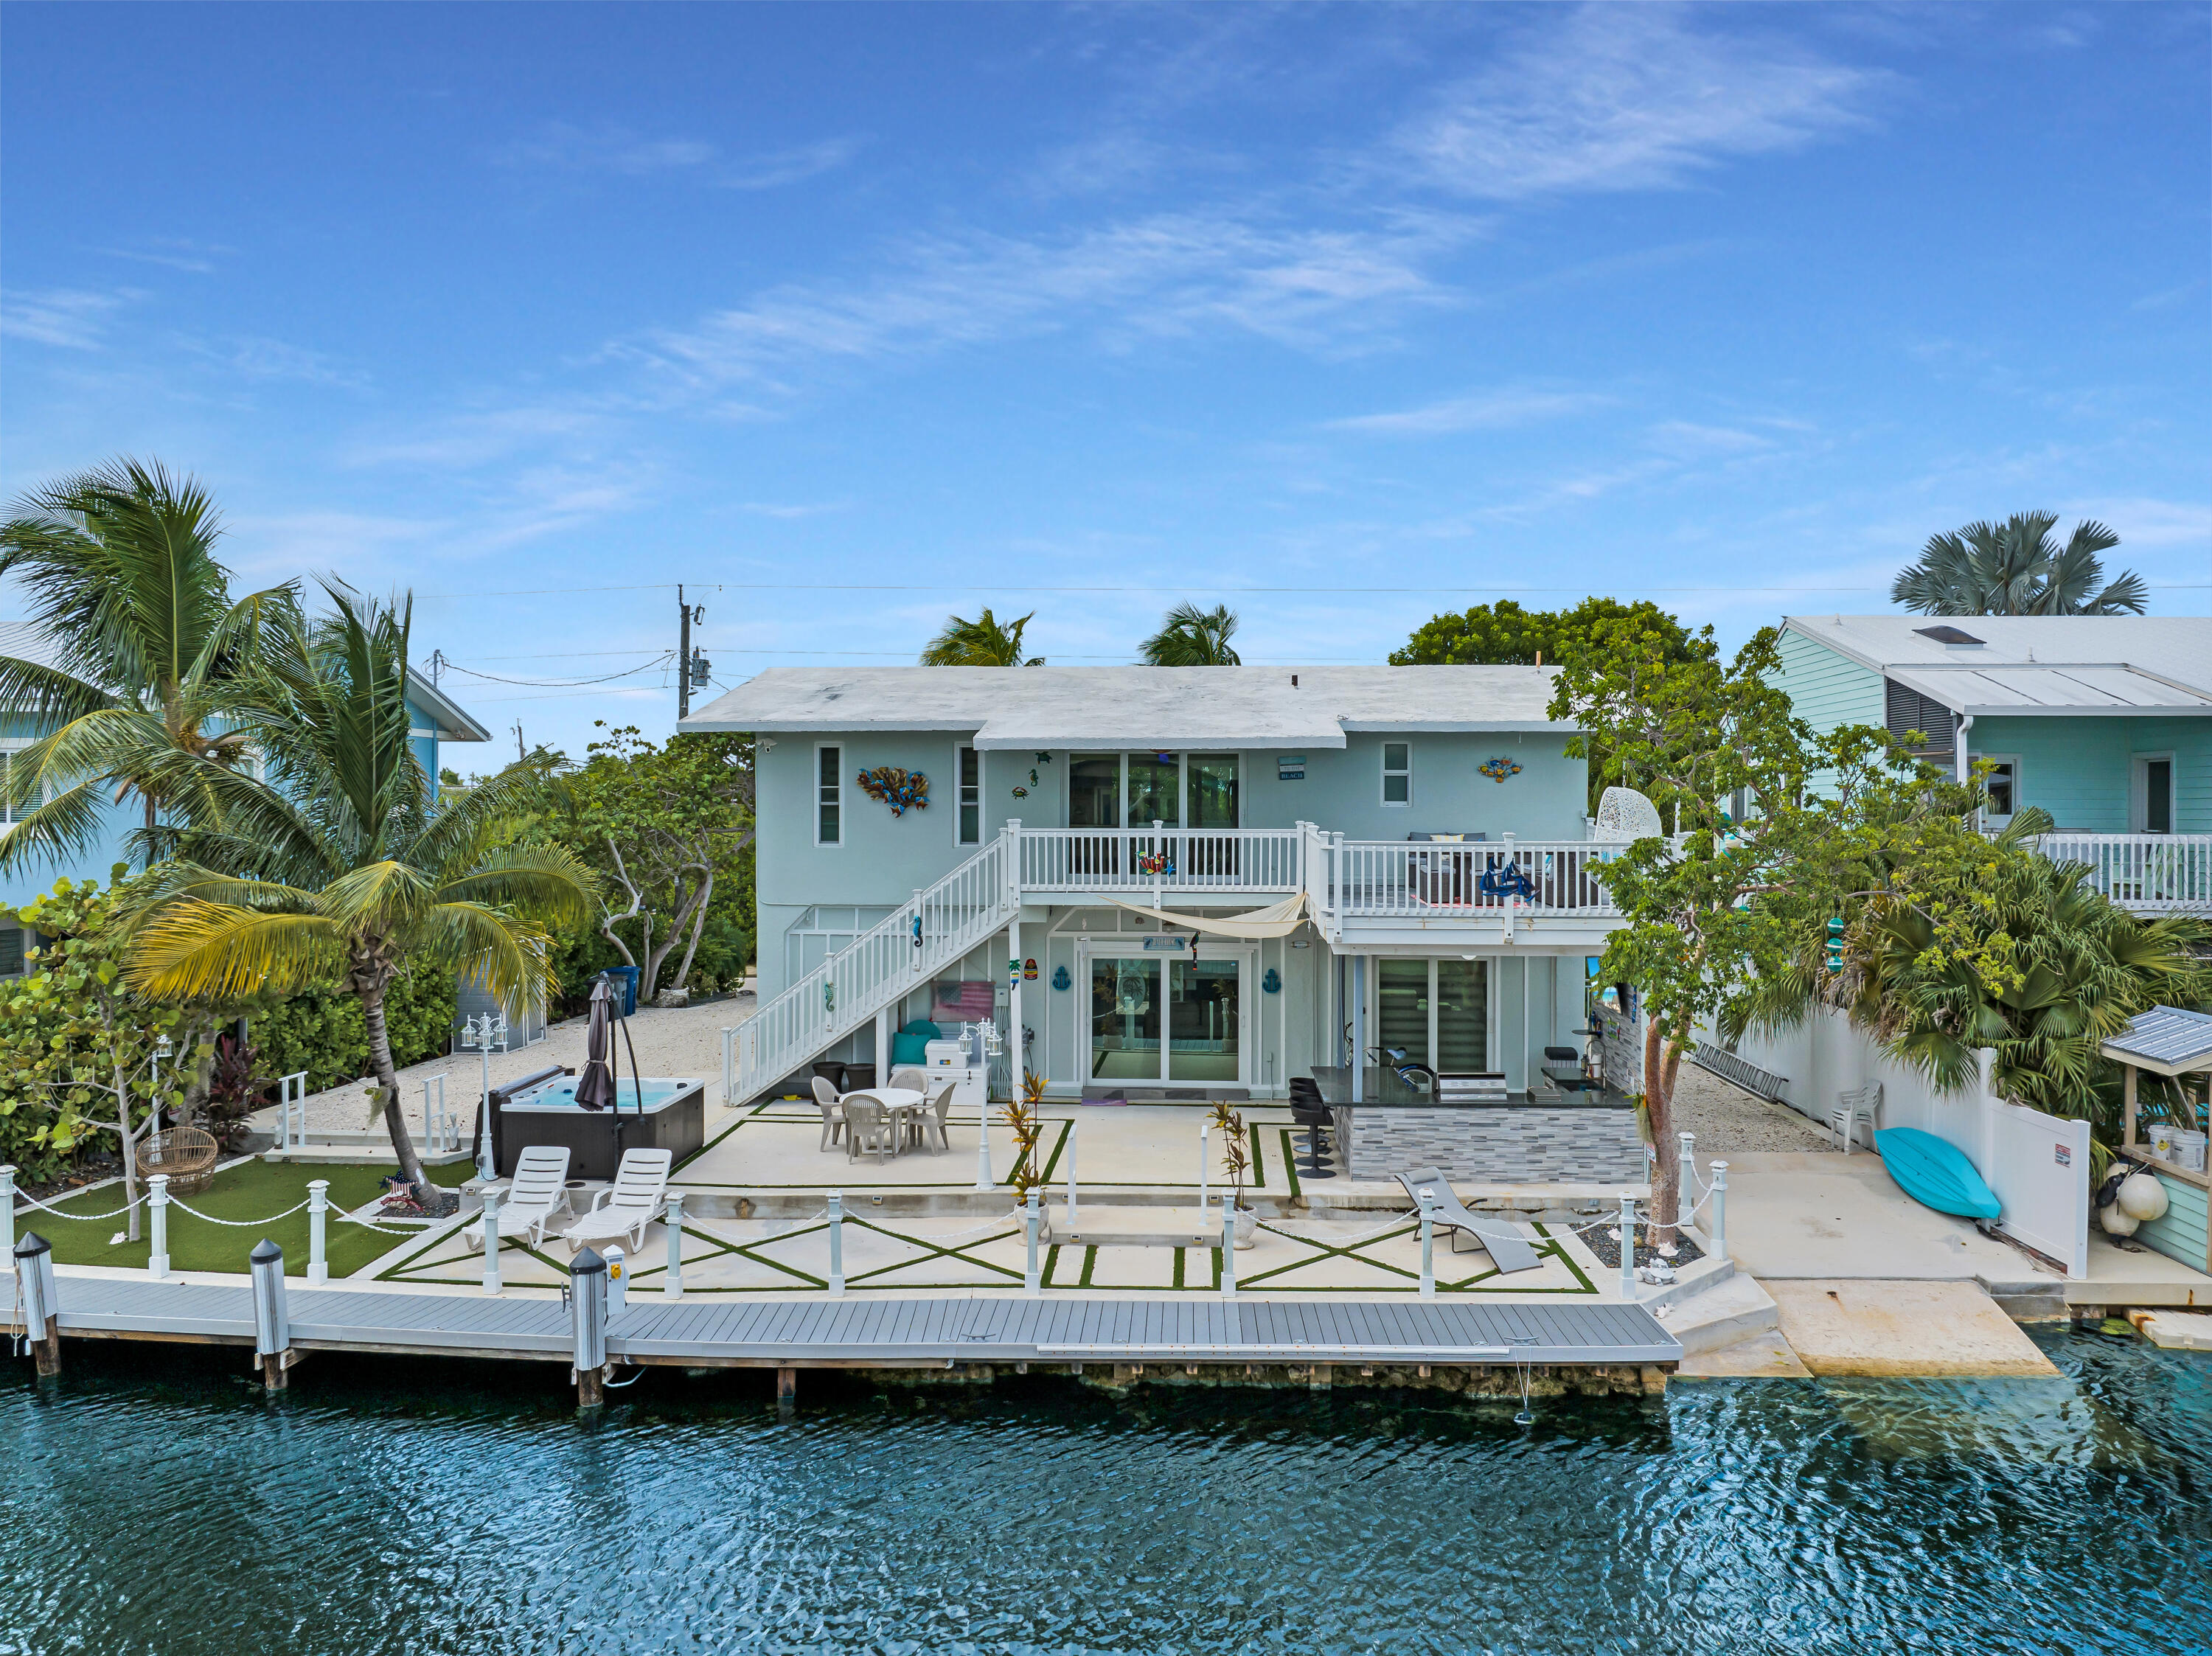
574, 975, 616, 1111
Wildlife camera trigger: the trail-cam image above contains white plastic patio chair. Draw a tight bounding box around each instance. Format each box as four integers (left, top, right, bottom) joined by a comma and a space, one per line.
462, 1145, 573, 1249
916, 1081, 956, 1154
561, 1148, 675, 1253
841, 1094, 897, 1164
811, 1075, 846, 1151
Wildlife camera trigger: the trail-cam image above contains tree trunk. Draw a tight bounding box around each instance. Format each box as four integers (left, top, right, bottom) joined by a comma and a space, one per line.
646, 863, 713, 996
363, 983, 437, 1208
1644, 1023, 1687, 1248
668, 866, 714, 992
112, 1070, 143, 1244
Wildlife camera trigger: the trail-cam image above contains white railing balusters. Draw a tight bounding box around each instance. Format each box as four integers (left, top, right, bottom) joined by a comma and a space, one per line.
2031, 832, 2212, 915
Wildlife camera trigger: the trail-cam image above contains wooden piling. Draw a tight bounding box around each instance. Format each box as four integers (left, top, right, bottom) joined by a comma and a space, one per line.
577, 1365, 605, 1408
776, 1365, 797, 1404
32, 1328, 60, 1378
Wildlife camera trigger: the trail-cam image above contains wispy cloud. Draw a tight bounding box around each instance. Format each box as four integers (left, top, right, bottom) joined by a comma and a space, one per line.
741, 501, 848, 519
91, 237, 234, 274
1395, 7, 1880, 199
343, 404, 613, 469
622, 209, 1472, 393
719, 138, 864, 191
491, 122, 860, 189
1328, 387, 1612, 435
0, 287, 134, 349
180, 335, 369, 389
2070, 496, 2212, 549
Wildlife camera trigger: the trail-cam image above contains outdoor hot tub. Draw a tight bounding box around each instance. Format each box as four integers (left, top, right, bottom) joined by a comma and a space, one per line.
489, 1070, 707, 1181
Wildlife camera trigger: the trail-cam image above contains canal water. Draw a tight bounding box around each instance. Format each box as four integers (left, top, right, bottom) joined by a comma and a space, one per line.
3, 1329, 2205, 1655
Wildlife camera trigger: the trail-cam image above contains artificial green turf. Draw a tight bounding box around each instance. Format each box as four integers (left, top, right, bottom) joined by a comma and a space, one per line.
24, 1156, 473, 1278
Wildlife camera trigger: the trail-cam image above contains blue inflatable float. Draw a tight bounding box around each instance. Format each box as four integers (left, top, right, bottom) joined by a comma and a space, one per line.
1875, 1127, 2001, 1221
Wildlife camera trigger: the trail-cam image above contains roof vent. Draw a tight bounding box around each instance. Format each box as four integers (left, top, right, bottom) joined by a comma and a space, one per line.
1913, 625, 1984, 646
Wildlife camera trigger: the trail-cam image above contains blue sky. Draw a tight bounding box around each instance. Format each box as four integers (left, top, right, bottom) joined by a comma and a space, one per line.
4, 1, 2207, 767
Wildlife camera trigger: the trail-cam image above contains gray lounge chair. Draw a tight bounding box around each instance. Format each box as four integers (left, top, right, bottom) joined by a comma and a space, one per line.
1394, 1166, 1543, 1273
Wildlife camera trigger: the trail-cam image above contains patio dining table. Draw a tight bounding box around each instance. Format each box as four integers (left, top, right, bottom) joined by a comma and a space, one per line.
843, 1087, 931, 1159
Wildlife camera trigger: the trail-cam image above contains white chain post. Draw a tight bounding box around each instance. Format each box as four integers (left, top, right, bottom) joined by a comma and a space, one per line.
664, 1191, 685, 1298
1678, 1131, 1696, 1232
307, 1180, 330, 1285
1618, 1191, 1638, 1298
721, 1026, 738, 1106
1220, 1196, 1237, 1298
1710, 1161, 1729, 1260
1065, 1121, 1079, 1231
1023, 1189, 1041, 1294
828, 1190, 845, 1295
1419, 1200, 1435, 1298
1199, 1124, 1210, 1214
147, 1175, 171, 1281
974, 1082, 993, 1191
0, 1165, 15, 1263
481, 1186, 503, 1296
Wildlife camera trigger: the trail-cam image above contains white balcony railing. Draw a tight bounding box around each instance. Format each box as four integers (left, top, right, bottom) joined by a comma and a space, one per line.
1017, 827, 1304, 897
1317, 836, 1625, 921
2033, 833, 2212, 915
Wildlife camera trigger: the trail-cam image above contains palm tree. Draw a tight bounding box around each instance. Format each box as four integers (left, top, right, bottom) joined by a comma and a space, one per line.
0, 458, 296, 877
1140, 602, 1241, 665
919, 608, 1043, 665
1892, 512, 2146, 616
121, 584, 596, 1203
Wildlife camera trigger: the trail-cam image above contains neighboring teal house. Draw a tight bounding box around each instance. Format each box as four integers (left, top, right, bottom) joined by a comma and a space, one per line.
1774, 615, 2212, 913
1, 620, 490, 970
685, 664, 1630, 1102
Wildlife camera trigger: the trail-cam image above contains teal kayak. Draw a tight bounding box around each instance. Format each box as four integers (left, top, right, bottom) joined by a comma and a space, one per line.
1876, 1127, 2002, 1221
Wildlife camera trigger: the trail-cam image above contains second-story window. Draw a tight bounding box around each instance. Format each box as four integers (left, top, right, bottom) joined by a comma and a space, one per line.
816, 744, 843, 845
1382, 742, 1411, 805
957, 745, 981, 844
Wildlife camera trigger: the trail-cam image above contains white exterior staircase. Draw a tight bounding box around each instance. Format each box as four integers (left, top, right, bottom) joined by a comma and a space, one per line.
733, 829, 1018, 1104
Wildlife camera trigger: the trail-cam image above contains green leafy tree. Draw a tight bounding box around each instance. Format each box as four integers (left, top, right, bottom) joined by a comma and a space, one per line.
119, 584, 595, 1202
0, 874, 195, 1235
1391, 596, 1697, 667
1892, 512, 2145, 616
1548, 620, 1809, 1244
555, 723, 756, 1003
1140, 602, 1241, 665
0, 458, 296, 877
920, 608, 1043, 666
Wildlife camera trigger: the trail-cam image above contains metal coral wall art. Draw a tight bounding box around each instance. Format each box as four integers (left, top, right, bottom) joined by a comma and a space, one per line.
856, 766, 930, 815
1478, 756, 1523, 783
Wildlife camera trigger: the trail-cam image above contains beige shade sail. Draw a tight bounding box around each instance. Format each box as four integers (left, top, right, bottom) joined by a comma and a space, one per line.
1102, 891, 1312, 939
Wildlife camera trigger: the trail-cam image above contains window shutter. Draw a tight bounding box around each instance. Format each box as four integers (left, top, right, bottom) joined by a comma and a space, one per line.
1884, 681, 1955, 753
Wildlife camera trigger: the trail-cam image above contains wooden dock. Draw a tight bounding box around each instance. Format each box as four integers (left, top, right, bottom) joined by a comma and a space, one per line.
42, 1277, 1680, 1395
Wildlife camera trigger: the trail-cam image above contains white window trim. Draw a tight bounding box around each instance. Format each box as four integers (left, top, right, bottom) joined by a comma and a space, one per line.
814, 742, 844, 848
0, 739, 50, 831
956, 742, 982, 846
1969, 752, 2022, 827
2132, 751, 2177, 835
1380, 740, 1412, 807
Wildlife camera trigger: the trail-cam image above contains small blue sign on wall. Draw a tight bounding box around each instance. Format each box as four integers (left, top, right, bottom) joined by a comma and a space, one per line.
1262, 967, 1281, 994
1051, 965, 1071, 991
1277, 754, 1306, 782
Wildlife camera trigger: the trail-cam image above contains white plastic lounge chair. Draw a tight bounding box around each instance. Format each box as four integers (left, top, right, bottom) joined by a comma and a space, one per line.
562, 1149, 675, 1253
463, 1145, 573, 1249
1394, 1166, 1543, 1273
811, 1075, 846, 1151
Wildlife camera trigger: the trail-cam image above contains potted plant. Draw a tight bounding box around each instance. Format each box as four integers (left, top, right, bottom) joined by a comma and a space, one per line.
1004, 1093, 1051, 1241
1211, 1101, 1258, 1248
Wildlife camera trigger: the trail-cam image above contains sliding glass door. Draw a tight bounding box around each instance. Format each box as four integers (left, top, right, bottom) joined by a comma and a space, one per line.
1090, 953, 1245, 1086
1374, 958, 1487, 1071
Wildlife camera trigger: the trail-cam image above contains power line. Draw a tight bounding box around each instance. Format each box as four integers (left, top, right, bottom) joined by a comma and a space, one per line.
415, 579, 2212, 599
435, 652, 674, 689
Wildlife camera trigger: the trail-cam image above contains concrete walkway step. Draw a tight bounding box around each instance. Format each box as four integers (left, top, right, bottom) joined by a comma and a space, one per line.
1660, 1273, 1780, 1356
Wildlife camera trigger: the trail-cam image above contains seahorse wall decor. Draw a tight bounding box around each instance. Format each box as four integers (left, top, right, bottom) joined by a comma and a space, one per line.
856, 766, 931, 816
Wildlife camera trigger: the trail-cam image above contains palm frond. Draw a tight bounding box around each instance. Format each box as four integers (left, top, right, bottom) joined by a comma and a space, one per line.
319, 860, 438, 935
0, 778, 124, 877
125, 902, 343, 1001
919, 608, 1041, 667
437, 841, 598, 927
410, 900, 552, 1011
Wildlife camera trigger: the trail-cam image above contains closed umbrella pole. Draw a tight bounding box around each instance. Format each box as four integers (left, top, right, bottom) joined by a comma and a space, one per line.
575, 977, 616, 1112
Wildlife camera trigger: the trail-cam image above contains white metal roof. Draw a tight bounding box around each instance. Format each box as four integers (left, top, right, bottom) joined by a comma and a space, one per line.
681, 664, 1572, 748
2100, 1006, 2212, 1076
1783, 615, 2212, 716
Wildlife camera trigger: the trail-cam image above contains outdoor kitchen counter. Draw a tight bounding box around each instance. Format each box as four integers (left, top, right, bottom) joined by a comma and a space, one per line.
1307, 1066, 1646, 1186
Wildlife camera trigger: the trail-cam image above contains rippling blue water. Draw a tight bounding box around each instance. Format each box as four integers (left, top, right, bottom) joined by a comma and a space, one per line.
2, 1329, 2205, 1655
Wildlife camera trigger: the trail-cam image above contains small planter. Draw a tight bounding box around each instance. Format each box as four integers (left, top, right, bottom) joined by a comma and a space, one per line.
136, 1127, 220, 1195
1232, 1204, 1258, 1250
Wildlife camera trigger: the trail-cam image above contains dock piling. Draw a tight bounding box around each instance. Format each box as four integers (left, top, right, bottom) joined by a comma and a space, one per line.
480, 1186, 503, 1296
827, 1191, 845, 1295
307, 1180, 330, 1285
249, 1239, 291, 1391
776, 1365, 797, 1409
1709, 1162, 1728, 1260
664, 1192, 685, 1298
570, 1248, 608, 1408
147, 1175, 171, 1281
13, 1231, 60, 1377
1023, 1189, 1041, 1294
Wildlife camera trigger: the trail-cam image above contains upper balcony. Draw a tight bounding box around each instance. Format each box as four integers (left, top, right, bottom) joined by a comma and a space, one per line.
1012, 824, 1624, 947
2031, 832, 2212, 916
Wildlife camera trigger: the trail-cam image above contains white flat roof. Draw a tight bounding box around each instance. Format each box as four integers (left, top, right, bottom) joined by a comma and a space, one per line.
681, 664, 1572, 748
1784, 615, 2212, 715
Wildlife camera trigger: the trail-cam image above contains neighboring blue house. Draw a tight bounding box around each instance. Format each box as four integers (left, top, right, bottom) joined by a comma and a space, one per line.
1, 620, 490, 969
685, 665, 1631, 1102
1773, 614, 2212, 914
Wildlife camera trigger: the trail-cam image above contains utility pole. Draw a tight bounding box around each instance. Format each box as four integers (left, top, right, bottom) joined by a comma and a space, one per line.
677, 587, 707, 721
514, 722, 525, 762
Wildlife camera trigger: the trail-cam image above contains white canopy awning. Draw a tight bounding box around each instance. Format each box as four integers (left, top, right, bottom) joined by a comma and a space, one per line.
1103, 891, 1313, 939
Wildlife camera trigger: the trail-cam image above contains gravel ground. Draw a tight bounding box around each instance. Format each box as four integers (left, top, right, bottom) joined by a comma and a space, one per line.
248, 987, 757, 1139
1668, 1061, 1840, 1155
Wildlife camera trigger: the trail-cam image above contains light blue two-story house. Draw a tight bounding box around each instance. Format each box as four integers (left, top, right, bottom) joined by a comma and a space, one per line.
1773, 614, 2212, 914
1, 620, 490, 973
686, 665, 1630, 1102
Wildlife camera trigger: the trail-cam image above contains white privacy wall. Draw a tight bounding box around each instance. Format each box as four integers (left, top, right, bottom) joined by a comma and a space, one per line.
1725, 1010, 2090, 1278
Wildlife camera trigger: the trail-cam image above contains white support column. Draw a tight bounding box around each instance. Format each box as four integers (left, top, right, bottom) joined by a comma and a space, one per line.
1006, 915, 1023, 1101
1350, 956, 1366, 1102
875, 1004, 893, 1084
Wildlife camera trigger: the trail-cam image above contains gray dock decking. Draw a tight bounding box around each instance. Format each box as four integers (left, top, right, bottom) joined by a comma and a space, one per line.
52, 1278, 1680, 1368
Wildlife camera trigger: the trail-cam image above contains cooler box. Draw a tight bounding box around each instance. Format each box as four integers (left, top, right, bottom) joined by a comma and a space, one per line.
924, 1039, 970, 1070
